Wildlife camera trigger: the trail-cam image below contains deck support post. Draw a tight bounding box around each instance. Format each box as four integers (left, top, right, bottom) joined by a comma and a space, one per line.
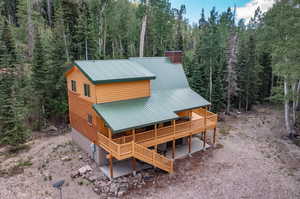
154, 124, 157, 152
204, 106, 207, 130
203, 107, 207, 150
131, 158, 137, 176
203, 131, 206, 150
188, 135, 192, 154
109, 154, 113, 179
188, 111, 192, 155
213, 127, 216, 146
172, 120, 176, 159
108, 128, 113, 179
172, 140, 175, 159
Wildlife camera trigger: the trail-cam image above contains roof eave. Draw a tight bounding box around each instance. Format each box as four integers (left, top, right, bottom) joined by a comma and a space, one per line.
93, 76, 156, 84
74, 61, 156, 85
111, 116, 180, 134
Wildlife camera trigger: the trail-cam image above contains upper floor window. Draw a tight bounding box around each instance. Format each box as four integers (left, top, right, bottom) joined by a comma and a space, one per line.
71, 80, 77, 92
87, 114, 93, 125
84, 84, 91, 97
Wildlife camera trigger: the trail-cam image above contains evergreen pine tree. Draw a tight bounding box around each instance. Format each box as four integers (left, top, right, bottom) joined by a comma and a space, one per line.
0, 21, 29, 145
46, 14, 68, 121
31, 30, 48, 129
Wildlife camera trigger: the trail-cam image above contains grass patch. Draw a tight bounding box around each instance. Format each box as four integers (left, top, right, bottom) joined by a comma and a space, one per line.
8, 144, 31, 155
219, 124, 232, 135
16, 159, 33, 167
215, 143, 224, 149
292, 138, 300, 147
0, 159, 33, 177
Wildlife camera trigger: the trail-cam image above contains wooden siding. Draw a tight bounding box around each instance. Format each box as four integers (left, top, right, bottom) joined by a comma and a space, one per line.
68, 91, 108, 141
177, 110, 191, 118
95, 80, 150, 103
66, 66, 96, 103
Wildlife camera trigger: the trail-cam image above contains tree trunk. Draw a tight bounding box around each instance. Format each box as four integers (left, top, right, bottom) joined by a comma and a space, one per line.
270, 72, 274, 98
27, 0, 34, 57
62, 27, 70, 62
226, 33, 237, 114
85, 38, 88, 60
284, 77, 293, 137
245, 71, 249, 112
295, 80, 300, 110
209, 57, 212, 103
47, 0, 52, 26
139, 0, 149, 57
103, 17, 107, 58
292, 80, 300, 126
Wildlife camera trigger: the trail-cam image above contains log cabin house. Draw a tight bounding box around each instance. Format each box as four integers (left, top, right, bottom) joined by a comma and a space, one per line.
65, 51, 217, 179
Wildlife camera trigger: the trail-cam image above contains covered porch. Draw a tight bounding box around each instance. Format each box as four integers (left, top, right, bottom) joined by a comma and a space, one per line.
95, 107, 217, 179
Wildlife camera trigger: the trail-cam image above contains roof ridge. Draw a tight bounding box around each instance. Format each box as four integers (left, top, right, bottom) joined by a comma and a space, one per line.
75, 59, 131, 62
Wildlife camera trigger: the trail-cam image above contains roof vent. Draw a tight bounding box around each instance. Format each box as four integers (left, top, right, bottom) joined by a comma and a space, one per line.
164, 51, 183, 64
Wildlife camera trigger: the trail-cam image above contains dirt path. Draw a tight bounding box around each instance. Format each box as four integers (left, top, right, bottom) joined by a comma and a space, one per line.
0, 106, 299, 199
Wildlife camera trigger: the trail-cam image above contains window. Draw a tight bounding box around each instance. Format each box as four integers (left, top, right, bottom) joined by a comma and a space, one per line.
71, 80, 77, 92
84, 84, 91, 97
87, 114, 92, 125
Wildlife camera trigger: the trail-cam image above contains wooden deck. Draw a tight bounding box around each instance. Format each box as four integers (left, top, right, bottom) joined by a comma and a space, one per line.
95, 109, 217, 174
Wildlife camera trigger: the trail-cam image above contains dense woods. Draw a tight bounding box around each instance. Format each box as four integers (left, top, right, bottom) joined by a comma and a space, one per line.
0, 0, 299, 146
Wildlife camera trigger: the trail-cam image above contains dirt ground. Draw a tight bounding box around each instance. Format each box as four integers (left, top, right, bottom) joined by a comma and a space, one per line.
1, 105, 300, 199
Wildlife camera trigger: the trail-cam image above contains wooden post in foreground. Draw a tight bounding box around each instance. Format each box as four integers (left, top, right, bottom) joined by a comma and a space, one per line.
108, 128, 113, 179
213, 127, 216, 146
131, 158, 137, 176
154, 124, 157, 152
109, 154, 113, 179
203, 107, 207, 150
132, 129, 137, 175
188, 136, 191, 154
172, 120, 176, 159
189, 111, 192, 154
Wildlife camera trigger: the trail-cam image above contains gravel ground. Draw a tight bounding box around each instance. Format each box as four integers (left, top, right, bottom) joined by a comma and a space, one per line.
127, 106, 300, 199
0, 105, 300, 199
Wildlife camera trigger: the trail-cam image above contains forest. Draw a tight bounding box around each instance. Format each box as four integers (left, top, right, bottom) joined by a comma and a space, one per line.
0, 0, 299, 146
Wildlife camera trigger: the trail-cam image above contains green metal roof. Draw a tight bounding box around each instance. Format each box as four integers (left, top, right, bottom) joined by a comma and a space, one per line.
93, 88, 210, 133
92, 57, 210, 133
74, 60, 156, 84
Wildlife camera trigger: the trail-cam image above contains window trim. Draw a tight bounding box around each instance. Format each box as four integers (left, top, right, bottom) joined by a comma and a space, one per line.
84, 83, 91, 97
71, 80, 77, 92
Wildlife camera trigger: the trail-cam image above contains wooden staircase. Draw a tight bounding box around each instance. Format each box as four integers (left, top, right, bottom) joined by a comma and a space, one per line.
133, 142, 173, 173
96, 132, 173, 173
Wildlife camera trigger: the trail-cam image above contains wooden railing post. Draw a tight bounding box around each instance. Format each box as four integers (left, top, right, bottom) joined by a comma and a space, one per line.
189, 111, 192, 130
108, 128, 112, 152
154, 124, 157, 152
204, 107, 207, 130
132, 129, 135, 142
189, 111, 192, 154
133, 141, 135, 153
152, 150, 155, 164
172, 120, 176, 159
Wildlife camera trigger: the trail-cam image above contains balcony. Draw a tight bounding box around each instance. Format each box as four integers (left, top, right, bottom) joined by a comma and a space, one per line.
112, 108, 217, 147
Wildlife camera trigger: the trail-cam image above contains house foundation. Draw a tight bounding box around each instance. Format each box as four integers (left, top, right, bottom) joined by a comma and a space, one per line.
71, 128, 108, 166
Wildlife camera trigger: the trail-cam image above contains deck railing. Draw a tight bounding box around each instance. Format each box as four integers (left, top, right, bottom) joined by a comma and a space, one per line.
112, 111, 214, 146
96, 132, 173, 172
133, 142, 173, 172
